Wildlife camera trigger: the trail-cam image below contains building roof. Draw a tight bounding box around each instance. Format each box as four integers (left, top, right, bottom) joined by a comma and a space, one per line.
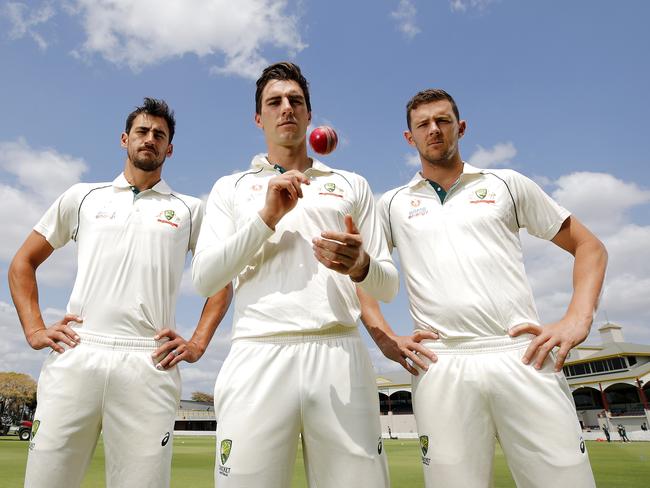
567, 342, 650, 364
376, 370, 411, 388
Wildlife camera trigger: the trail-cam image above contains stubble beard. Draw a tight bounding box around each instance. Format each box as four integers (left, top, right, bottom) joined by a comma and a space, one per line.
130, 148, 166, 172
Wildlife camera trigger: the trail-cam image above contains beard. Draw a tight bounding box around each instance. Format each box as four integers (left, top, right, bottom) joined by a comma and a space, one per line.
129, 148, 166, 172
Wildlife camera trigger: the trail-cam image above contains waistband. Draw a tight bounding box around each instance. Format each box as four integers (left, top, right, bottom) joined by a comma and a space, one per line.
420, 334, 534, 354
75, 328, 168, 352
233, 324, 359, 344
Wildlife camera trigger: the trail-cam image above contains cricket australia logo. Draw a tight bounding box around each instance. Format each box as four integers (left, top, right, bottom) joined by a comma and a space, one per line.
419, 435, 431, 466
29, 419, 40, 450
156, 209, 180, 228
218, 439, 232, 477
469, 187, 496, 204
319, 181, 344, 198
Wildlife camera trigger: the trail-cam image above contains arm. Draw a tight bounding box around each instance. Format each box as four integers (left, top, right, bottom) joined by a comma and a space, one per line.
8, 231, 82, 353
152, 283, 233, 369
192, 171, 310, 297
510, 216, 608, 371
357, 287, 438, 375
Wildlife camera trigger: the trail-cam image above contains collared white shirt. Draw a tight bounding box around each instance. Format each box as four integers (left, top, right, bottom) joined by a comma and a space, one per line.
35, 173, 203, 337
378, 162, 570, 339
193, 154, 398, 340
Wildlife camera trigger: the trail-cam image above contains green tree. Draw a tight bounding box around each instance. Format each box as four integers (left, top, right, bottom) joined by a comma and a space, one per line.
191, 391, 214, 403
0, 372, 37, 420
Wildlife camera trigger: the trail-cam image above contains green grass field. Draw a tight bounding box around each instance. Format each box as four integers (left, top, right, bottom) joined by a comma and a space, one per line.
1, 436, 648, 487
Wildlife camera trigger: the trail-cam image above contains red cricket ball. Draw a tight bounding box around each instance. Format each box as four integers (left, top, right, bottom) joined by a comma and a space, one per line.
309, 126, 338, 155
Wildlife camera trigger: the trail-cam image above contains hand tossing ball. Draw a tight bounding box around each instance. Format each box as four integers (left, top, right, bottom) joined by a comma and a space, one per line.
309, 126, 338, 155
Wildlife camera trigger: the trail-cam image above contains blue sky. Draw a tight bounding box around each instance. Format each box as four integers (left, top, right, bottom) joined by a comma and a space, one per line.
1, 0, 649, 395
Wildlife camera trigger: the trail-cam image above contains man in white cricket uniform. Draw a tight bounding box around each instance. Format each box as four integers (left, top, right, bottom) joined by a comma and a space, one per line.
192, 62, 398, 487
9, 98, 232, 488
359, 89, 607, 487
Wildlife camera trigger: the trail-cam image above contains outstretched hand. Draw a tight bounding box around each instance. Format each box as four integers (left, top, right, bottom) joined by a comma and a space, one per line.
313, 215, 370, 281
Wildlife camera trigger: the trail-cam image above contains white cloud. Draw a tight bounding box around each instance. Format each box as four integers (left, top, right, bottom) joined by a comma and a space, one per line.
69, 0, 306, 79
468, 141, 516, 168
551, 172, 650, 236
404, 152, 421, 167
390, 0, 420, 40
450, 0, 496, 13
0, 138, 85, 284
520, 171, 650, 346
2, 1, 55, 50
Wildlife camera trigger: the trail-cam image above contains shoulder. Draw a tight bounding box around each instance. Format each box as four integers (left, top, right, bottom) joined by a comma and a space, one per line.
61, 181, 112, 205
169, 192, 203, 213
378, 184, 410, 207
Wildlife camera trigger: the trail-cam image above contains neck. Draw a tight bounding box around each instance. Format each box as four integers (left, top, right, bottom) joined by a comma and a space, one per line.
124, 161, 162, 191
267, 143, 311, 172
420, 157, 464, 191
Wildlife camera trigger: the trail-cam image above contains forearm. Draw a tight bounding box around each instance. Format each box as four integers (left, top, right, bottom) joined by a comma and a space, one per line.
192, 214, 273, 297
8, 257, 47, 341
357, 287, 397, 345
565, 239, 608, 325
187, 284, 233, 354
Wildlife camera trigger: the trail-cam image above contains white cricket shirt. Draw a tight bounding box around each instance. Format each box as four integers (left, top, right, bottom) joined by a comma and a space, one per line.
35, 173, 203, 337
192, 154, 398, 339
378, 163, 570, 339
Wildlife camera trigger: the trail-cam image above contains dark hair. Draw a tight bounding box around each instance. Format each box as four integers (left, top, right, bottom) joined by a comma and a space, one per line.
125, 97, 176, 142
255, 62, 311, 114
406, 89, 460, 130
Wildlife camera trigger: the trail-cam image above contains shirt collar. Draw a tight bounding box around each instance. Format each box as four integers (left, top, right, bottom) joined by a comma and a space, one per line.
250, 154, 333, 175
112, 172, 172, 195
407, 161, 483, 189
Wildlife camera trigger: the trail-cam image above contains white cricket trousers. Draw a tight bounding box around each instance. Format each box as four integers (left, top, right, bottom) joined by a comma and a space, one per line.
213, 326, 389, 488
413, 334, 595, 488
24, 328, 181, 488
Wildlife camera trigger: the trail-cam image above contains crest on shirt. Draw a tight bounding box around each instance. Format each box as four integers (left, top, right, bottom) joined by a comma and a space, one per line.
157, 209, 180, 228
420, 435, 431, 465
469, 188, 496, 204
410, 199, 421, 207
318, 181, 344, 198
220, 439, 232, 464
251, 184, 263, 192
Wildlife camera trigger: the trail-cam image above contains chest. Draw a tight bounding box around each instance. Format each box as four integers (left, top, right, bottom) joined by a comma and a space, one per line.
391, 180, 517, 243
234, 174, 355, 226
77, 192, 191, 245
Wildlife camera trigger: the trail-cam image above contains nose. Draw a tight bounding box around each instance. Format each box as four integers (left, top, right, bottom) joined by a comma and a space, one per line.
428, 121, 441, 134
280, 97, 293, 115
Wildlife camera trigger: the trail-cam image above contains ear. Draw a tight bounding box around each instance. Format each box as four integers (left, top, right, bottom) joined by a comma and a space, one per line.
120, 132, 128, 149
458, 120, 467, 139
254, 113, 263, 129
403, 130, 416, 147
165, 143, 174, 158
